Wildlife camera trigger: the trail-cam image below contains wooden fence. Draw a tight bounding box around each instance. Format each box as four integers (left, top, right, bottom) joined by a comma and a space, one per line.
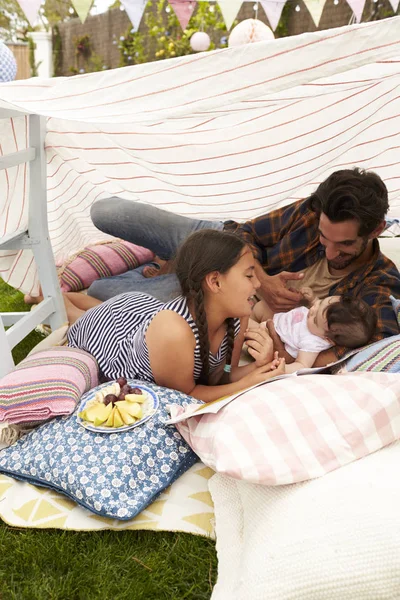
6, 43, 30, 80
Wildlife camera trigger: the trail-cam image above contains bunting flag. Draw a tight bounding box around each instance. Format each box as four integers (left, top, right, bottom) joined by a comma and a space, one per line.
71, 0, 93, 24
16, 0, 42, 27
259, 0, 286, 31
303, 0, 327, 26
121, 0, 147, 32
217, 0, 243, 30
388, 0, 400, 11
346, 0, 366, 22
169, 0, 197, 30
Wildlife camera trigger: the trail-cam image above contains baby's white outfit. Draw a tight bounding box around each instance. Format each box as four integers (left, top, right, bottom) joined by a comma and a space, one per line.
273, 306, 333, 359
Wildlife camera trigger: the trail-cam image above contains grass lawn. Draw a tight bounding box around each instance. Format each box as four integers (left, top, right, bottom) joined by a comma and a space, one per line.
0, 280, 217, 600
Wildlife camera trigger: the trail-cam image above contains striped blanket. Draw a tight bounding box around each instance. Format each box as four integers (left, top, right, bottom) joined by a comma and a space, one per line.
0, 17, 400, 294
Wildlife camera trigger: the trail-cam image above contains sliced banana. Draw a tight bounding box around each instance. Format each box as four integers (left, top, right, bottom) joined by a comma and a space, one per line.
94, 391, 105, 403
88, 382, 121, 406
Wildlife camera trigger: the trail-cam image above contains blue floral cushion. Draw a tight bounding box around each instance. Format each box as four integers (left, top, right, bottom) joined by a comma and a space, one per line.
0, 383, 201, 520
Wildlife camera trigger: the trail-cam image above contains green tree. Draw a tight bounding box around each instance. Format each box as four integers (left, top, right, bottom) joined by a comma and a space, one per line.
0, 0, 78, 41
0, 0, 29, 41
43, 0, 78, 26
119, 0, 229, 66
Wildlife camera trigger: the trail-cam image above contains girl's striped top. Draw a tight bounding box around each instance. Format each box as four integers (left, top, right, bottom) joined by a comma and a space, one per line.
67, 292, 241, 383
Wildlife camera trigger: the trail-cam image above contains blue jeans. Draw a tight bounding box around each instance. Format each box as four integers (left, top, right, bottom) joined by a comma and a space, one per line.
88, 198, 224, 302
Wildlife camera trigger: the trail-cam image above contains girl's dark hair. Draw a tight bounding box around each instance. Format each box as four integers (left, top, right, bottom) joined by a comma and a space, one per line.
174, 229, 247, 384
325, 296, 377, 348
308, 168, 388, 236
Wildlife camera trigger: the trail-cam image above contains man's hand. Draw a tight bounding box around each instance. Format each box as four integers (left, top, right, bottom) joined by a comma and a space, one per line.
265, 320, 295, 364
255, 262, 304, 312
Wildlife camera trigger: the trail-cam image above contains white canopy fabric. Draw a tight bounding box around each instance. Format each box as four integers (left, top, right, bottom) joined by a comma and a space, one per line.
1, 17, 400, 294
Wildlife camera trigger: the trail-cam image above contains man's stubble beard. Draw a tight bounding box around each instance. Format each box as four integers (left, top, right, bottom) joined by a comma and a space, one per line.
326, 237, 368, 271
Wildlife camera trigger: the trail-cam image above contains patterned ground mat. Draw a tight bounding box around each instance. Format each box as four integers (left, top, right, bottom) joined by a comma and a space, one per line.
0, 462, 216, 538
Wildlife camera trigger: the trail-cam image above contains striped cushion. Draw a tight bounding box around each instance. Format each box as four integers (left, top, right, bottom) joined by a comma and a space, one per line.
170, 372, 400, 485
58, 241, 154, 293
342, 334, 400, 373
0, 347, 99, 425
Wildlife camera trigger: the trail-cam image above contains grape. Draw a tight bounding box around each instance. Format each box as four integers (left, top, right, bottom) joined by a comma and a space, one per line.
117, 377, 127, 388
129, 387, 143, 395
120, 384, 130, 396
103, 394, 118, 406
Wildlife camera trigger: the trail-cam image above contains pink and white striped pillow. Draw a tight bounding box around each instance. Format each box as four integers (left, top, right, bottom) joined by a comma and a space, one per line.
58, 241, 154, 293
170, 373, 400, 485
0, 347, 98, 425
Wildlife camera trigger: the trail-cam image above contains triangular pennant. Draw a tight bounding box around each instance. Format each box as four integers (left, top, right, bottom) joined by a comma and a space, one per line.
259, 0, 286, 31
388, 0, 400, 11
346, 0, 366, 22
16, 0, 42, 27
303, 0, 327, 26
121, 0, 147, 32
217, 0, 243, 30
71, 0, 93, 24
169, 0, 197, 30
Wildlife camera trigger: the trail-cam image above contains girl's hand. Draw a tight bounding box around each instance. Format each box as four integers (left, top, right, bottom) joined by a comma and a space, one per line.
268, 352, 286, 376
244, 323, 274, 367
241, 354, 286, 388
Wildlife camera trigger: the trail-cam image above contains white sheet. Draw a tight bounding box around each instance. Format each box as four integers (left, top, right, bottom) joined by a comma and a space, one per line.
1, 17, 400, 294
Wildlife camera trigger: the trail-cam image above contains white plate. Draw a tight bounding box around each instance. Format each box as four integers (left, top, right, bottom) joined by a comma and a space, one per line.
76, 381, 159, 433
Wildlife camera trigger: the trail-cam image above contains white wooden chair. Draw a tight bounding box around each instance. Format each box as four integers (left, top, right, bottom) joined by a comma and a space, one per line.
0, 110, 67, 378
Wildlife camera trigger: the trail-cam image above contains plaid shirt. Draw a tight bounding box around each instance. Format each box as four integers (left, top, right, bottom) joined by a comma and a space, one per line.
225, 199, 400, 358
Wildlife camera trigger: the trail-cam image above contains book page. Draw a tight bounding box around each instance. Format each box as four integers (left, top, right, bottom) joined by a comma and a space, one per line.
166, 350, 359, 424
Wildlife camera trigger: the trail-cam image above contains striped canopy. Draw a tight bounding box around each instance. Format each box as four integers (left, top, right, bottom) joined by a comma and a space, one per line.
1, 17, 400, 294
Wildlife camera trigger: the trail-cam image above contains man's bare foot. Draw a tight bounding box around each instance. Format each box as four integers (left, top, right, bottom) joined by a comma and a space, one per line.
24, 294, 44, 305
142, 258, 173, 278
142, 264, 161, 278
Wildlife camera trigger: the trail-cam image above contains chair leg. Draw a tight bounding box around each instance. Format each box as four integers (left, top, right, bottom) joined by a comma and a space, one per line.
28, 114, 67, 332
32, 241, 67, 331
0, 320, 15, 378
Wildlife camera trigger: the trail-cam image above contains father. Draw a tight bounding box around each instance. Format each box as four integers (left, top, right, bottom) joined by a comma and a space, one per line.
89, 168, 400, 365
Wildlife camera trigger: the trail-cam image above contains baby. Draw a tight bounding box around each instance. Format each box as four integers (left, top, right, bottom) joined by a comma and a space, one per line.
250, 287, 377, 373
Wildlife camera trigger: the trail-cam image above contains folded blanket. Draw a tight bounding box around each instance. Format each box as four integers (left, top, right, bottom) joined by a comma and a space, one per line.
0, 347, 98, 425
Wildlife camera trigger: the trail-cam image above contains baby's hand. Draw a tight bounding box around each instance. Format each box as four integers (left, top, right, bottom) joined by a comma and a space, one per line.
300, 286, 315, 304
267, 351, 285, 372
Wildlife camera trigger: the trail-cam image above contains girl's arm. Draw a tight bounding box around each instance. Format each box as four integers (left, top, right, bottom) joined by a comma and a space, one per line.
229, 318, 269, 381
284, 350, 319, 373
146, 312, 284, 402
206, 318, 260, 385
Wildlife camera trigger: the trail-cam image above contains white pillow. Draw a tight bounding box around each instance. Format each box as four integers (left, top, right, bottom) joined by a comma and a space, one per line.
379, 236, 400, 269
210, 440, 400, 600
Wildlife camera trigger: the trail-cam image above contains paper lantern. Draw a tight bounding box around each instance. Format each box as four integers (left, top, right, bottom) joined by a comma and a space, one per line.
228, 19, 274, 48
190, 31, 211, 52
0, 42, 17, 82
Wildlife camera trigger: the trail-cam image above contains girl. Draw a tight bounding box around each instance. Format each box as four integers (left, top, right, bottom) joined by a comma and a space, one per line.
66, 229, 285, 402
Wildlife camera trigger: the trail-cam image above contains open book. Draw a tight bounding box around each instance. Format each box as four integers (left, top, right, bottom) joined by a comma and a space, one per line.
166, 348, 361, 424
